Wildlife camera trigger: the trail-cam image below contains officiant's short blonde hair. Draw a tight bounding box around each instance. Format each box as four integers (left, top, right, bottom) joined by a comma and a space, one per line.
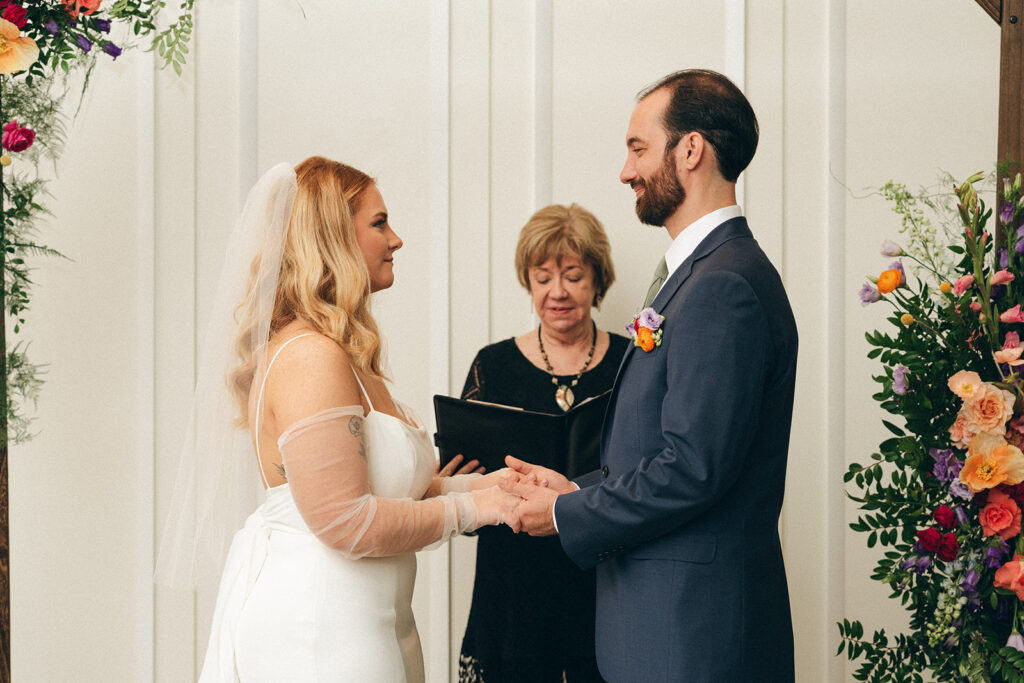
515, 203, 615, 308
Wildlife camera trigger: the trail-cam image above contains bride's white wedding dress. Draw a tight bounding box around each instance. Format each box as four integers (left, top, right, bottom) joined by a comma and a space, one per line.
200, 334, 436, 682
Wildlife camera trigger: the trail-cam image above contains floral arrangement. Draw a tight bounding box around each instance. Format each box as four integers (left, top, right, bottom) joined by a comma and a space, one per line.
0, 0, 192, 442
625, 307, 664, 352
839, 171, 1024, 681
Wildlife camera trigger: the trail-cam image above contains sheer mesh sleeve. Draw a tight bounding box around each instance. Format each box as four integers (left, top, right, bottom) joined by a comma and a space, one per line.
278, 407, 510, 557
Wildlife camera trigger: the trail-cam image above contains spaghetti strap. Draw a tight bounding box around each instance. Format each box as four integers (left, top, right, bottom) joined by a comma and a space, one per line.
254, 333, 316, 488
350, 367, 375, 413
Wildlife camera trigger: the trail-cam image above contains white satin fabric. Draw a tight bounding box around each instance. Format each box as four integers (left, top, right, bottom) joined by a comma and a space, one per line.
199, 340, 438, 681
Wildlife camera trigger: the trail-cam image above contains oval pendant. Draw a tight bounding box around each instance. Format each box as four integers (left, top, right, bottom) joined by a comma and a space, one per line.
555, 385, 574, 412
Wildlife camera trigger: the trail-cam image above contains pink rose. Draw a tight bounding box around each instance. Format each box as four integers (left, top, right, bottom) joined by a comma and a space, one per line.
980, 489, 1023, 540
963, 383, 1016, 435
954, 274, 975, 296
1, 120, 33, 153
996, 556, 1024, 600
949, 410, 975, 449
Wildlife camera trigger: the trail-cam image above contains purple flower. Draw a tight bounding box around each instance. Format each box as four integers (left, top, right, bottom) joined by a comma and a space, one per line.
103, 43, 122, 60
94, 18, 111, 33
1001, 248, 1010, 269
942, 633, 959, 651
954, 505, 969, 527
949, 478, 974, 501
1008, 632, 1024, 653
624, 322, 636, 339
44, 20, 59, 36
1003, 201, 1016, 226
986, 538, 1011, 568
962, 568, 981, 592
1017, 225, 1024, 255
930, 448, 959, 485
76, 35, 92, 53
859, 282, 881, 306
638, 307, 663, 331
892, 364, 909, 395
913, 555, 931, 574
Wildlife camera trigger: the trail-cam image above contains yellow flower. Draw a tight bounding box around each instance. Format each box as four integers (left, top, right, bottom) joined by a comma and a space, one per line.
900, 313, 914, 325
961, 432, 1024, 492
0, 18, 38, 75
940, 282, 952, 294
0, 155, 10, 167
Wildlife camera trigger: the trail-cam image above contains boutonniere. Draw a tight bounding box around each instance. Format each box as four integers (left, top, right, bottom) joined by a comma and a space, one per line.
626, 307, 665, 352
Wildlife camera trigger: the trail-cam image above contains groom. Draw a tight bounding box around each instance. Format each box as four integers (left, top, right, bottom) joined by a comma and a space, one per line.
505, 69, 797, 682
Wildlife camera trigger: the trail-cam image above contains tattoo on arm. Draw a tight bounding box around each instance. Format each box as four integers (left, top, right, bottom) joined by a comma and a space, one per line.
274, 463, 287, 480
348, 416, 367, 460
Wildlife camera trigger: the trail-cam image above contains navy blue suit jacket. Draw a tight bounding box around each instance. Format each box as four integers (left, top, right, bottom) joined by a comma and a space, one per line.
554, 217, 797, 682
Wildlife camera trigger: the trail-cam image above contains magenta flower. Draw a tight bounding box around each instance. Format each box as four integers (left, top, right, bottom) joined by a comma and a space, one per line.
1, 120, 34, 153
1001, 305, 1024, 324
991, 269, 1015, 286
953, 274, 975, 296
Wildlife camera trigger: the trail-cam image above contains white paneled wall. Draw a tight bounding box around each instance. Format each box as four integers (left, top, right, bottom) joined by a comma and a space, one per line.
10, 1, 1001, 680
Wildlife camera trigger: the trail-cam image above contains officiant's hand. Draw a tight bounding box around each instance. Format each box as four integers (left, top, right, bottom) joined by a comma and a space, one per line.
500, 477, 558, 536
435, 453, 485, 477
504, 455, 575, 494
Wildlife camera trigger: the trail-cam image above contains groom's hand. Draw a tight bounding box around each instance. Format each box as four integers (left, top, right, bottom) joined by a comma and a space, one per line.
500, 477, 559, 536
504, 455, 574, 494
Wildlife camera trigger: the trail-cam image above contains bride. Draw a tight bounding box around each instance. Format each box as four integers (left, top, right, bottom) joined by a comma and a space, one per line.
156, 157, 520, 681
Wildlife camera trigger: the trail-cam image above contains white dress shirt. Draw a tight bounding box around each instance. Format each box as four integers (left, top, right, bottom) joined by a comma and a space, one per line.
551, 205, 743, 533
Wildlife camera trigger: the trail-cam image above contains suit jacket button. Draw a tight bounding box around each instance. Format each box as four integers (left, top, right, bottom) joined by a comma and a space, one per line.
601, 466, 609, 477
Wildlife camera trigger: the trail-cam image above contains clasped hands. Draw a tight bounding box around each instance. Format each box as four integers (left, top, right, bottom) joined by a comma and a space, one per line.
462, 455, 574, 536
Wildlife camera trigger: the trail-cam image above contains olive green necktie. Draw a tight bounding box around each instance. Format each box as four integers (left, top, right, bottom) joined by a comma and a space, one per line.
642, 257, 669, 309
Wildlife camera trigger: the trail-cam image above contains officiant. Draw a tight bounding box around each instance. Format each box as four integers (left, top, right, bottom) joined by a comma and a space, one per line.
455, 203, 628, 682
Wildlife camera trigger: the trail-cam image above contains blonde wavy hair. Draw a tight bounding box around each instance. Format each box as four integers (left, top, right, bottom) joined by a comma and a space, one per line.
229, 156, 386, 422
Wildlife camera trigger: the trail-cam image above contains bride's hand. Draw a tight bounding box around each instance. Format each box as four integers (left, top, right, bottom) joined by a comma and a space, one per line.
435, 453, 485, 477
469, 485, 521, 532
465, 466, 517, 492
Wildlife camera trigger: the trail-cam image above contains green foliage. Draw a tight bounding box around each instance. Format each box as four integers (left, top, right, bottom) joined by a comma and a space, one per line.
843, 172, 1024, 680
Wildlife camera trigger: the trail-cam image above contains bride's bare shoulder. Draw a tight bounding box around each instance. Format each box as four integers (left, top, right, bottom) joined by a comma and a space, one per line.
263, 328, 362, 419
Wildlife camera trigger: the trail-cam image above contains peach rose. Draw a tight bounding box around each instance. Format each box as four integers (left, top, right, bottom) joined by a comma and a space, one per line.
948, 370, 983, 400
949, 410, 975, 449
980, 489, 1023, 540
995, 555, 1024, 600
961, 432, 1024, 492
636, 327, 655, 352
963, 383, 1016, 435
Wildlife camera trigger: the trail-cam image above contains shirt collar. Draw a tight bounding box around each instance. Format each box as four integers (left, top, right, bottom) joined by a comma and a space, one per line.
663, 205, 743, 277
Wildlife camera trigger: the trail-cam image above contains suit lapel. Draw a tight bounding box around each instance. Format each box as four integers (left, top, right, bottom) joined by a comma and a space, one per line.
599, 217, 753, 457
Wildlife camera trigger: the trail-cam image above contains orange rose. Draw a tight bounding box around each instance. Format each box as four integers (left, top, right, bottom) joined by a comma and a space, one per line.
995, 555, 1024, 600
980, 489, 1023, 540
877, 269, 902, 294
636, 327, 655, 352
963, 384, 1016, 435
961, 432, 1024, 492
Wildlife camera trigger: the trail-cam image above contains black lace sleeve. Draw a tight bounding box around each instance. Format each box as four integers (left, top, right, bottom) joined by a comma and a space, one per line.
461, 352, 484, 401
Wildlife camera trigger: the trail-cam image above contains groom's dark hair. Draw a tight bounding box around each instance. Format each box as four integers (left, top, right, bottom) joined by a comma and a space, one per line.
639, 69, 758, 183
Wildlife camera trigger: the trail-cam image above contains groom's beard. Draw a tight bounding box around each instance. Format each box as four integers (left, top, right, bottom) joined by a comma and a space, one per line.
634, 152, 685, 227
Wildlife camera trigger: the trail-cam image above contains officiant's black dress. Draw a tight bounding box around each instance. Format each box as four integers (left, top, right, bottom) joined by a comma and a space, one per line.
457, 334, 628, 683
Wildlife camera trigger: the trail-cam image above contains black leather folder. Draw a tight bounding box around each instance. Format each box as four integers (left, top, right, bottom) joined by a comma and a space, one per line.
432, 390, 610, 478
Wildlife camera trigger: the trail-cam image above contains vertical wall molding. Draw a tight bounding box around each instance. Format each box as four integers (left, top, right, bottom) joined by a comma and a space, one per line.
533, 0, 553, 209
724, 0, 747, 209
826, 0, 847, 680
429, 1, 453, 681
238, 5, 258, 206
136, 49, 157, 683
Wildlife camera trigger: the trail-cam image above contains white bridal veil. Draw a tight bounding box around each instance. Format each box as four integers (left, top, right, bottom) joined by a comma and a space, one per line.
155, 163, 297, 588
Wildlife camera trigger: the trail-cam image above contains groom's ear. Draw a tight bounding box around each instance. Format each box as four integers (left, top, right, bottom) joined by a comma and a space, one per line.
677, 131, 705, 172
